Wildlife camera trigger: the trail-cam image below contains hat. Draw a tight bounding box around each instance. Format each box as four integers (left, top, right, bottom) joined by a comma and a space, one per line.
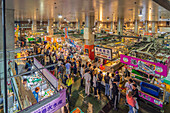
115, 71, 119, 74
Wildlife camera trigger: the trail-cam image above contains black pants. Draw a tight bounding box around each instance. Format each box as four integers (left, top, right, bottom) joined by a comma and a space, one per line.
94, 87, 97, 95
112, 94, 118, 109
97, 82, 101, 95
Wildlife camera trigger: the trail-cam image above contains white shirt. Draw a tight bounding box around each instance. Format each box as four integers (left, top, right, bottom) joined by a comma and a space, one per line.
83, 73, 91, 85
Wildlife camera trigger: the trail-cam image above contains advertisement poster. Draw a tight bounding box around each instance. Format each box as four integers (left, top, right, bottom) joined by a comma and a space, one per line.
94, 47, 112, 60
120, 54, 168, 77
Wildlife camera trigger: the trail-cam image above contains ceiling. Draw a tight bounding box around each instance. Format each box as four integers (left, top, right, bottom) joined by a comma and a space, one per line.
4, 0, 170, 22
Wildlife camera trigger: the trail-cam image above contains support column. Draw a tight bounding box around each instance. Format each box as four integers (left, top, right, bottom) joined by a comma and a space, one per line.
0, 9, 15, 112
145, 21, 148, 33
152, 21, 155, 33
31, 20, 37, 33
134, 20, 139, 34
84, 12, 95, 60
47, 19, 54, 35
111, 21, 114, 32
117, 18, 124, 35
77, 19, 81, 33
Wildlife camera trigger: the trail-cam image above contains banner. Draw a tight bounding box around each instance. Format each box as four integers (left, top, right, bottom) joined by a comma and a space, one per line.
31, 89, 66, 113
94, 47, 112, 60
120, 54, 168, 77
34, 58, 58, 88
63, 27, 68, 38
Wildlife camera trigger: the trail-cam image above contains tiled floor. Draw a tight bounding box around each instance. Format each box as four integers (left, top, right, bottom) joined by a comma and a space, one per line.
69, 76, 170, 113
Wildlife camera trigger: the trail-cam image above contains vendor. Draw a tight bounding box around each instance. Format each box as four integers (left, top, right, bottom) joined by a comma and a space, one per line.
33, 87, 40, 103
23, 78, 29, 90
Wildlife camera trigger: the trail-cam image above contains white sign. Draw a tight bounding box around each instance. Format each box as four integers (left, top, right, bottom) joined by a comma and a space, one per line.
94, 47, 112, 60
84, 28, 89, 39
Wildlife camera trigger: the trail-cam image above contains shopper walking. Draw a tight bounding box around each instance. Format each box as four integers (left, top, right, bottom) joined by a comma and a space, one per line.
126, 91, 136, 113
104, 73, 110, 97
112, 80, 119, 111
65, 61, 71, 75
109, 73, 114, 99
80, 64, 85, 87
73, 58, 77, 76
114, 71, 120, 86
83, 70, 91, 96
93, 74, 98, 97
97, 71, 103, 96
66, 74, 73, 96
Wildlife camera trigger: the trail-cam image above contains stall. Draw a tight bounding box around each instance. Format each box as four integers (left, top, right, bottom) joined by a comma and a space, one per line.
120, 54, 170, 112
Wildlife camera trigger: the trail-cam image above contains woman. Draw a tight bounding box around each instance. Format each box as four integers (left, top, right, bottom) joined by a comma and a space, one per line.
126, 91, 136, 113
93, 73, 98, 97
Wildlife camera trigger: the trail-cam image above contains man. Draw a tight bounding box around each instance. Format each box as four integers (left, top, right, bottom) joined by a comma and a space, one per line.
114, 71, 120, 86
104, 73, 110, 97
83, 70, 91, 96
97, 71, 103, 96
112, 80, 119, 111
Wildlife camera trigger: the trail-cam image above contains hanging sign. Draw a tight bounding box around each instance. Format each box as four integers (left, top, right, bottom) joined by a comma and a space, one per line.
94, 47, 112, 60
120, 54, 168, 77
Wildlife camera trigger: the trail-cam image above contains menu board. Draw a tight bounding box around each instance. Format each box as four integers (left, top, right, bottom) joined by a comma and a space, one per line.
120, 54, 168, 77
94, 47, 112, 60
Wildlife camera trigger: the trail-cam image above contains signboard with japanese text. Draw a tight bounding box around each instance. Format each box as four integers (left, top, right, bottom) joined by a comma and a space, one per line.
120, 54, 168, 77
94, 47, 112, 60
31, 89, 66, 113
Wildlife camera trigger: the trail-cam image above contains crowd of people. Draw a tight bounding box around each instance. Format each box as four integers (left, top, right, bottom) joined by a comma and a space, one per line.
20, 42, 139, 113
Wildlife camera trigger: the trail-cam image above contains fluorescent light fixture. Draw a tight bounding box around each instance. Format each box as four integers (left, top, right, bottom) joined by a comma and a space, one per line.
58, 15, 62, 18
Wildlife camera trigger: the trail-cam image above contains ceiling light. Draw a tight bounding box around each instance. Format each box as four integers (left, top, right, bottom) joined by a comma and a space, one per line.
58, 15, 62, 18
64, 18, 66, 21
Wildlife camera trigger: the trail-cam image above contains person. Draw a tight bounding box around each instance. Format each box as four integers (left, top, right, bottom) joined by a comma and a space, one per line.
125, 79, 133, 105
114, 71, 120, 87
125, 79, 133, 93
112, 79, 119, 111
132, 84, 139, 112
59, 64, 64, 81
33, 87, 40, 102
80, 64, 85, 86
67, 54, 70, 61
73, 58, 77, 76
66, 74, 73, 96
97, 71, 103, 96
23, 78, 29, 90
109, 73, 114, 99
126, 91, 136, 113
60, 52, 64, 62
104, 73, 110, 97
93, 74, 98, 97
65, 61, 71, 75
165, 91, 170, 104
15, 61, 18, 75
83, 70, 91, 96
